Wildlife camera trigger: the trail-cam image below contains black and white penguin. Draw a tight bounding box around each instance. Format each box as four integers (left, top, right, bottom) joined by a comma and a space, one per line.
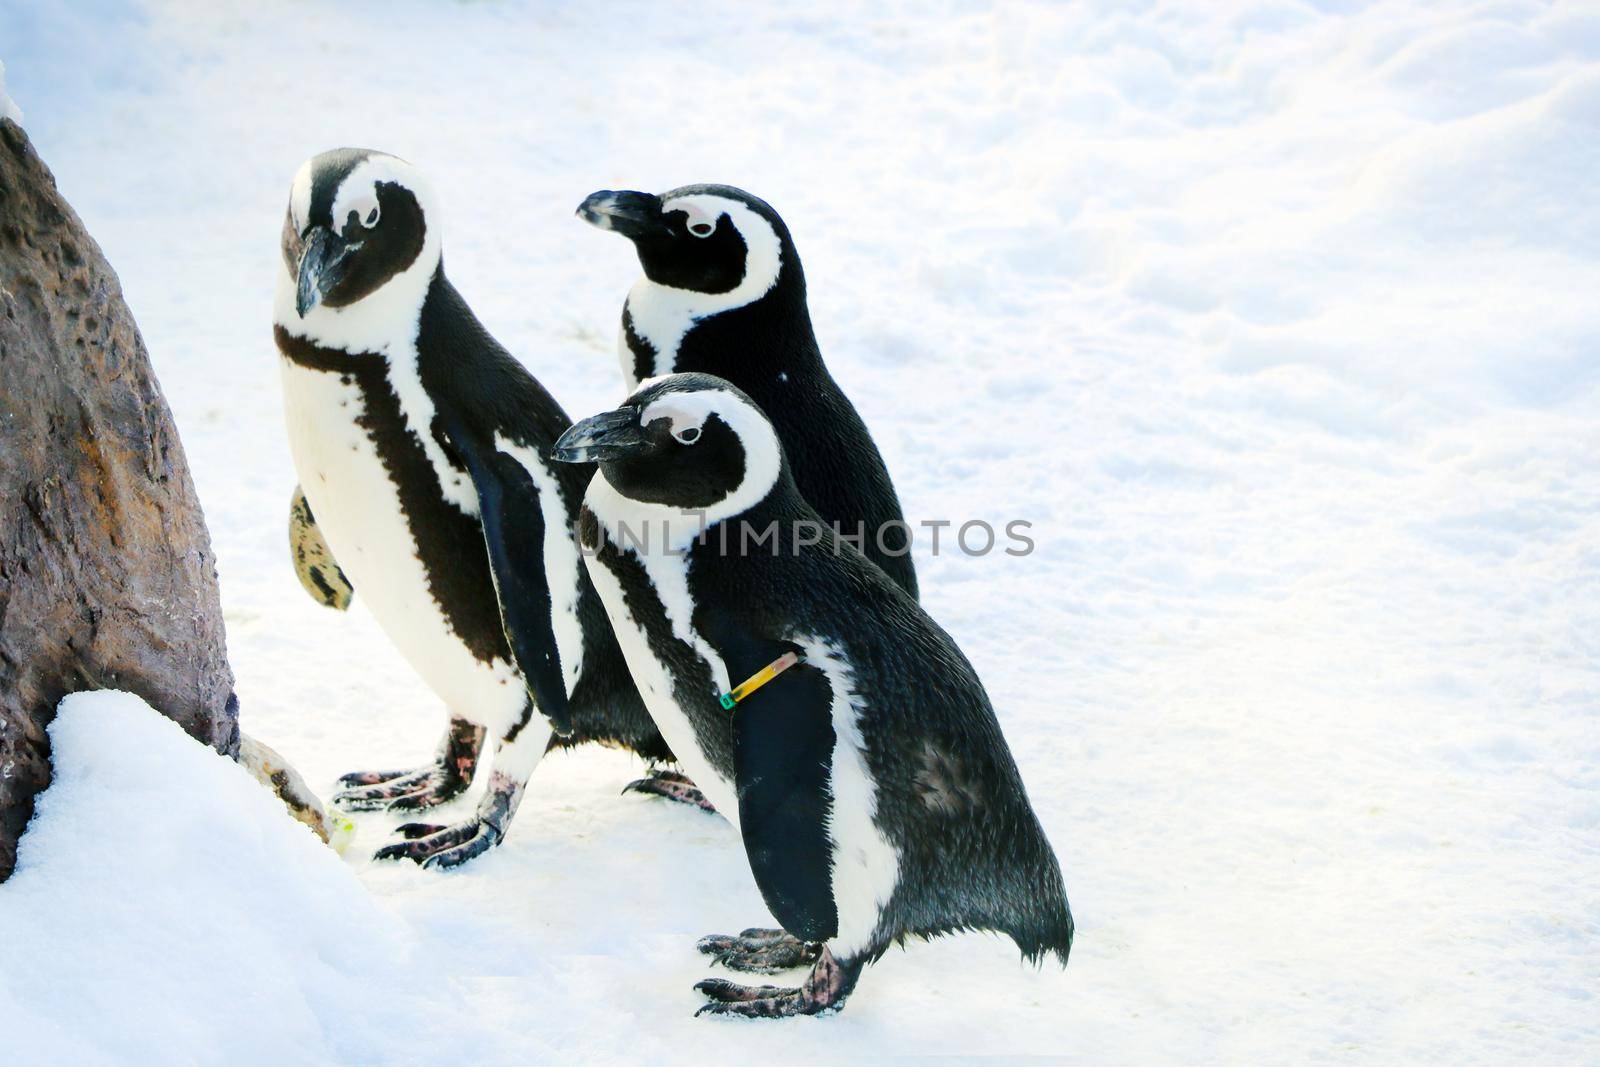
577, 184, 919, 599
275, 148, 693, 869
552, 373, 1072, 1017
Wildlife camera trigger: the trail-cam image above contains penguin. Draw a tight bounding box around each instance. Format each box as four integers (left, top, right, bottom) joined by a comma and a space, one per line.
576, 184, 920, 599
552, 373, 1073, 1017
275, 148, 698, 869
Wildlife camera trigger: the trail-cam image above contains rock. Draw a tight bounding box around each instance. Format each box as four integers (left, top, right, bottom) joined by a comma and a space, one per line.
0, 118, 238, 881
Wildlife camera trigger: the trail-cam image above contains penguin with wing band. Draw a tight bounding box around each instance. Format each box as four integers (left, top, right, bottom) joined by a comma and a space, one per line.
553, 373, 1073, 1017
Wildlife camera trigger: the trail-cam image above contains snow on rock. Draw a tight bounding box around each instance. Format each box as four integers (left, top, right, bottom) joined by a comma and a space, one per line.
0, 692, 535, 1066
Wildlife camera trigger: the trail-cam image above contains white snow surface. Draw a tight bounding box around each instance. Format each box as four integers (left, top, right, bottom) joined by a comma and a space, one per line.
2, 0, 1597, 1063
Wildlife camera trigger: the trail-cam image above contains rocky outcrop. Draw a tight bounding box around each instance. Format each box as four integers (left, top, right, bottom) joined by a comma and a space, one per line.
0, 118, 237, 881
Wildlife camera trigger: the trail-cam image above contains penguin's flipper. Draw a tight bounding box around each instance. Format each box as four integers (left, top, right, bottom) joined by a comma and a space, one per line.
439, 421, 574, 736
288, 485, 354, 610
718, 632, 840, 945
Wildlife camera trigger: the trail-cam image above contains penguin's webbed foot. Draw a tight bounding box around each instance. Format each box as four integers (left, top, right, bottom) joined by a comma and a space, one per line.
697, 927, 821, 974
622, 767, 716, 813
370, 768, 521, 871
330, 764, 469, 812
332, 719, 485, 813
371, 818, 501, 870
694, 946, 860, 1019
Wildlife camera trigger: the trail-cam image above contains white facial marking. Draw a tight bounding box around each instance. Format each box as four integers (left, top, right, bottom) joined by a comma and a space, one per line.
288, 159, 313, 236
494, 433, 586, 696
797, 635, 900, 959
617, 194, 784, 388
342, 188, 380, 230
330, 166, 389, 236
639, 395, 709, 442
677, 200, 717, 237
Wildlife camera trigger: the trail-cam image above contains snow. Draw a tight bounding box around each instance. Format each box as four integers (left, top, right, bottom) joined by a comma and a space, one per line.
0, 692, 536, 1065
2, 0, 1598, 1062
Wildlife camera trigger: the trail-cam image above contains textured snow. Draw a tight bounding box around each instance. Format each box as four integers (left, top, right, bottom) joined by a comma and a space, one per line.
2, 0, 1597, 1062
0, 692, 540, 1065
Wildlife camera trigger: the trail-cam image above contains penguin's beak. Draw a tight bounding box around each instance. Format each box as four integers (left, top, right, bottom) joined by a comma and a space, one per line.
295, 226, 359, 317
576, 190, 670, 240
552, 407, 651, 464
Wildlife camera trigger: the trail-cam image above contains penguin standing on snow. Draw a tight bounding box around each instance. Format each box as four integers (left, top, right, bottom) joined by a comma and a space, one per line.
553, 373, 1072, 1017
275, 148, 697, 868
577, 184, 919, 599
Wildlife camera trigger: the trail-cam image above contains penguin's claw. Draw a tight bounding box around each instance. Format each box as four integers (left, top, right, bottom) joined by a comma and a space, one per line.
691, 980, 821, 1019
394, 821, 446, 840
372, 818, 500, 869
331, 765, 469, 813
694, 946, 858, 1019
695, 978, 791, 1002
336, 768, 410, 787
622, 768, 717, 813
696, 928, 820, 974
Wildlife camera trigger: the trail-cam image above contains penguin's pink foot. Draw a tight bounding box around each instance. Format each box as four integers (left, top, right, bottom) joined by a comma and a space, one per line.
694, 946, 861, 1018
372, 818, 499, 869
623, 767, 716, 812
331, 765, 466, 812
697, 927, 820, 974
371, 769, 520, 870
332, 719, 485, 813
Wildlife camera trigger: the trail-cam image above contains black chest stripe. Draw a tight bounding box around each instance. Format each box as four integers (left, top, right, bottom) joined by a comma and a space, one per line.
621, 305, 658, 384
276, 325, 509, 666
584, 508, 736, 777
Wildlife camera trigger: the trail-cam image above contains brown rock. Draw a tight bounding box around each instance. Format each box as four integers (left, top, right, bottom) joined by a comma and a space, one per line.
0, 118, 237, 881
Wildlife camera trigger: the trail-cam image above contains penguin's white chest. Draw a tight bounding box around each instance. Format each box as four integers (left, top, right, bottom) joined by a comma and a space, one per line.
279, 359, 525, 731
581, 540, 740, 822
618, 282, 694, 389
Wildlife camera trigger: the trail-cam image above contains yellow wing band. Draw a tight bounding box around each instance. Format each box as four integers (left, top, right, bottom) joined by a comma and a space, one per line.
719, 651, 802, 711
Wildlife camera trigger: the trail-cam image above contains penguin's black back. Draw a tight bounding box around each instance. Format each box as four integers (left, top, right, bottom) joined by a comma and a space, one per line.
663, 251, 919, 600
683, 483, 1070, 963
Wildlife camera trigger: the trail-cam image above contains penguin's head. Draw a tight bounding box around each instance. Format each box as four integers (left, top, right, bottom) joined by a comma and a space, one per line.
281, 148, 440, 321
576, 184, 797, 307
551, 372, 784, 520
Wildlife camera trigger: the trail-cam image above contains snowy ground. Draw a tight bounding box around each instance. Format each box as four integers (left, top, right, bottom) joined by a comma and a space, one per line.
3, 0, 1598, 1062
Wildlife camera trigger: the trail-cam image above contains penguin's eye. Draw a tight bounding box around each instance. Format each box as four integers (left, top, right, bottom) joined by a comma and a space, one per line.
688, 220, 714, 238
674, 425, 702, 445
344, 191, 381, 232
